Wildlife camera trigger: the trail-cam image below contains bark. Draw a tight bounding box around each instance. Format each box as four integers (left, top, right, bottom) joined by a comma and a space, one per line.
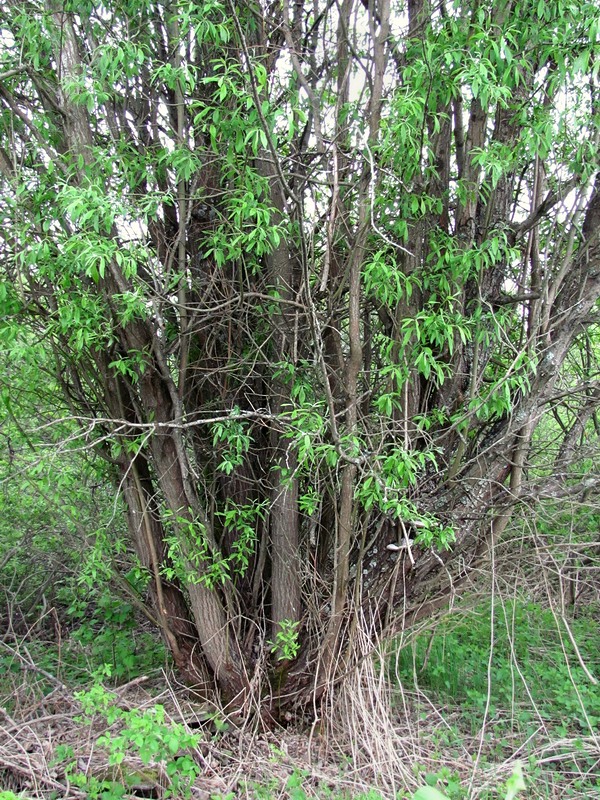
256, 150, 302, 638
121, 460, 208, 687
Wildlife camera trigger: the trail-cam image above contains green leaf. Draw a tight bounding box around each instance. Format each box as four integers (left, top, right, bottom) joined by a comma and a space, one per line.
413, 788, 450, 800
504, 762, 526, 800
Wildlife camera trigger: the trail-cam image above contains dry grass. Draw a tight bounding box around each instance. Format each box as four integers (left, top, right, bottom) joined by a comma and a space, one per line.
1, 646, 599, 800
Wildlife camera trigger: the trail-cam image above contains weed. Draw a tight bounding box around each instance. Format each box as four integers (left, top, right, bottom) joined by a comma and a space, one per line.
70, 684, 202, 798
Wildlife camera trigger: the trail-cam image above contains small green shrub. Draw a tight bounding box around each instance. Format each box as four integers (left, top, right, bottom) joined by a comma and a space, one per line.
67, 684, 202, 798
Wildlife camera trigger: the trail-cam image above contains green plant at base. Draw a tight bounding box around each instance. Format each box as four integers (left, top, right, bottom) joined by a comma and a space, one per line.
75, 684, 202, 799
269, 619, 301, 662
0, 793, 33, 800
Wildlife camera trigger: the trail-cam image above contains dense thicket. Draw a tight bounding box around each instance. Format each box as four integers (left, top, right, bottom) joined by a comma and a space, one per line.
1, 0, 599, 711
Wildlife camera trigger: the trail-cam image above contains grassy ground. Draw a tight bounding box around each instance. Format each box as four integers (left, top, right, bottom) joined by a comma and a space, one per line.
1, 592, 598, 799
389, 598, 600, 799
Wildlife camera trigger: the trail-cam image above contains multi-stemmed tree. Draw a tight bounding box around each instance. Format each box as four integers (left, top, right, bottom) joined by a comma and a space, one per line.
1, 0, 599, 712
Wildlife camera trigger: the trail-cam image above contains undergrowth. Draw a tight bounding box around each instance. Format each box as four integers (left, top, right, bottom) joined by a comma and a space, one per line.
392, 598, 600, 798
1, 516, 597, 800
393, 599, 599, 734
1, 584, 166, 692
